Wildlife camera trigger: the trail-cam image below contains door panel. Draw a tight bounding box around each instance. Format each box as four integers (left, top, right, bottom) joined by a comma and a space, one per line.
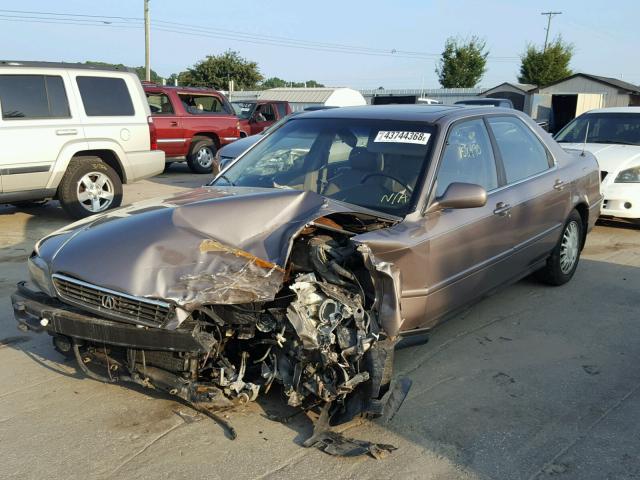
422, 118, 515, 327
486, 116, 568, 271
422, 190, 514, 326
147, 91, 184, 157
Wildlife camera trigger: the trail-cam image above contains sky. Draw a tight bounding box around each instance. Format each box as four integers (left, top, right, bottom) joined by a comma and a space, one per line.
1, 0, 638, 90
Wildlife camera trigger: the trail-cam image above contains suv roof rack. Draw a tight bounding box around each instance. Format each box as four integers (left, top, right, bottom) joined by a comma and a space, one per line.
0, 60, 132, 72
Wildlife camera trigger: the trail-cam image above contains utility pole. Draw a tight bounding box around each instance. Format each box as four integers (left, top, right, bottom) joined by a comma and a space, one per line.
541, 11, 562, 51
144, 0, 151, 81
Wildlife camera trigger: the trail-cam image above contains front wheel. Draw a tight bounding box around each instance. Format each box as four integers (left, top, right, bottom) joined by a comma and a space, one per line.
187, 138, 216, 174
57, 157, 123, 219
535, 209, 583, 286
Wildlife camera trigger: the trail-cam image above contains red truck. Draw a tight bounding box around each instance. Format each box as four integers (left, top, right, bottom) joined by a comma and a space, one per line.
231, 99, 292, 137
144, 83, 241, 173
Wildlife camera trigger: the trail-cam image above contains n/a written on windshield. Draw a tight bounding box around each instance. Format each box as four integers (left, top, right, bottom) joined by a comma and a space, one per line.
374, 131, 431, 145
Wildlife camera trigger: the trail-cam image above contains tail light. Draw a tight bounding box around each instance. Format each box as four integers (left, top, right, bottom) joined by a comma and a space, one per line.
148, 116, 158, 150
236, 120, 241, 137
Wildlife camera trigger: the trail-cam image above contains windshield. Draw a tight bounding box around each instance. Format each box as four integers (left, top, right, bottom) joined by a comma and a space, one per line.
211, 117, 435, 216
232, 101, 257, 120
555, 113, 640, 146
259, 113, 295, 136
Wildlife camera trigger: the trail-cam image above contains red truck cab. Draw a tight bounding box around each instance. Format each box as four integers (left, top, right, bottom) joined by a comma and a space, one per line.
231, 100, 292, 137
144, 83, 240, 173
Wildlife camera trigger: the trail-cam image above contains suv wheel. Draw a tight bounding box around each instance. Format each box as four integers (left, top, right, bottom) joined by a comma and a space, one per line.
187, 138, 216, 174
535, 209, 583, 286
58, 157, 123, 219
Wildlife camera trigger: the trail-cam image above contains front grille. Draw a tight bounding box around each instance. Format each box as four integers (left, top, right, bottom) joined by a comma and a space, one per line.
52, 274, 172, 327
601, 170, 608, 181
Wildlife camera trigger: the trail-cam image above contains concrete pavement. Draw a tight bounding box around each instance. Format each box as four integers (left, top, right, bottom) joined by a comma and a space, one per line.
1, 168, 638, 479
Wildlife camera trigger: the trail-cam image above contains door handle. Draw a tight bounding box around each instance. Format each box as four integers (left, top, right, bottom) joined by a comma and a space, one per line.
55, 128, 78, 136
493, 202, 512, 216
553, 179, 565, 191
170, 121, 178, 126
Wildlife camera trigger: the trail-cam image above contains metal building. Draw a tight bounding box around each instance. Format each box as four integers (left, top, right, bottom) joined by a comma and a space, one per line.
480, 82, 537, 111
533, 73, 640, 132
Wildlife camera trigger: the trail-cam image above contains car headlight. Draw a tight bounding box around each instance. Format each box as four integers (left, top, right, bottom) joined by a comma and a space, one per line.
615, 166, 640, 183
27, 254, 56, 297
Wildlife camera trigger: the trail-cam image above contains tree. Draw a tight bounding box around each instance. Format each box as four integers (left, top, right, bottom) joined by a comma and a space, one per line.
518, 37, 573, 86
180, 50, 263, 90
261, 77, 288, 89
260, 77, 325, 89
436, 36, 488, 88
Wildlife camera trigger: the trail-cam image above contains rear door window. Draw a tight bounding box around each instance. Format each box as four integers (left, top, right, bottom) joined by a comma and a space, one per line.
76, 76, 135, 116
178, 94, 224, 114
276, 103, 288, 118
487, 116, 551, 184
0, 74, 70, 120
436, 119, 498, 197
146, 92, 174, 114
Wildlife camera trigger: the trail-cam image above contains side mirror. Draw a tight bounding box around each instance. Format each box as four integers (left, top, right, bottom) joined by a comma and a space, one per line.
426, 182, 487, 214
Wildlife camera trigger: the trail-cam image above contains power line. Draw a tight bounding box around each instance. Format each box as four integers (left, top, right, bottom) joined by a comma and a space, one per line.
0, 8, 521, 62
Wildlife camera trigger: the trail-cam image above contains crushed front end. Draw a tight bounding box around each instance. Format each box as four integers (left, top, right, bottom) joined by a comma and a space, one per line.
12, 199, 411, 455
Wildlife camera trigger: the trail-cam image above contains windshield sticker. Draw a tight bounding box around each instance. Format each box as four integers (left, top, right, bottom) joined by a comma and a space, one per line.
374, 131, 431, 145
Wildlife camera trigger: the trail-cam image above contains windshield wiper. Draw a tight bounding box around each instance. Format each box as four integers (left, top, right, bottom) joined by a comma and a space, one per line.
215, 174, 235, 186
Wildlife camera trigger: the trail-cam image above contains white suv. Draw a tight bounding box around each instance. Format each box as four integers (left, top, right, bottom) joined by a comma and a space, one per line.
0, 61, 164, 218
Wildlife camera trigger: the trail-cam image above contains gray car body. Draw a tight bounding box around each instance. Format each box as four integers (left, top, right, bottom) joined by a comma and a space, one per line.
27, 105, 601, 335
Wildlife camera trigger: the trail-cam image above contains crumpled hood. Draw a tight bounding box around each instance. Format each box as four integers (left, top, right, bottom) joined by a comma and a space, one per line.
37, 187, 393, 311
560, 143, 640, 172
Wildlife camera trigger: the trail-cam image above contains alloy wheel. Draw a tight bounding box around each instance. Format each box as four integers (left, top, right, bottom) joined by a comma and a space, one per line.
76, 172, 115, 213
559, 220, 580, 274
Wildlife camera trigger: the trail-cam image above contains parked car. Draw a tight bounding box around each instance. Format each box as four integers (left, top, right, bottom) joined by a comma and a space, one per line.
455, 98, 515, 108
144, 83, 240, 174
231, 99, 291, 137
13, 106, 600, 451
417, 97, 443, 105
0, 61, 164, 218
555, 107, 640, 222
216, 107, 337, 170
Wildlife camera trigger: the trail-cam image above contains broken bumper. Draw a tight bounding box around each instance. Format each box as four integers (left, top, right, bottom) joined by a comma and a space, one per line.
11, 282, 209, 353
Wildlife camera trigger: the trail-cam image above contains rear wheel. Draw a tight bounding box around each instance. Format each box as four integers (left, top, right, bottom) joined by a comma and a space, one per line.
57, 157, 123, 219
187, 138, 217, 174
535, 209, 583, 285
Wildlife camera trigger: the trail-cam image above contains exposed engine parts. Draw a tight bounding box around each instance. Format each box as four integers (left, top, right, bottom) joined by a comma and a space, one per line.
60, 230, 410, 458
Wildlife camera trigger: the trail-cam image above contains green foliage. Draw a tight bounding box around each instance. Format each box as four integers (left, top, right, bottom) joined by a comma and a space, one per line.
179, 50, 263, 90
83, 61, 161, 83
518, 37, 573, 86
436, 36, 488, 88
261, 77, 325, 89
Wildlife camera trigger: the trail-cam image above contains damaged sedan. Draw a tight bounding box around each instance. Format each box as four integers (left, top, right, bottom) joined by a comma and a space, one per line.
12, 105, 601, 454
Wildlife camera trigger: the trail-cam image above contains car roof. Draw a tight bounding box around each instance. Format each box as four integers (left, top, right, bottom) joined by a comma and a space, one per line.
143, 84, 223, 95
291, 104, 510, 123
582, 107, 640, 114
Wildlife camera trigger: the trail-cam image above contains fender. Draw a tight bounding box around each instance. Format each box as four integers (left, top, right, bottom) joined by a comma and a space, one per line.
46, 139, 129, 189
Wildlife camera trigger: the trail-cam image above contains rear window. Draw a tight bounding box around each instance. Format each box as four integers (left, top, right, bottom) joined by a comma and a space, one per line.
178, 94, 225, 114
76, 76, 134, 116
0, 74, 70, 120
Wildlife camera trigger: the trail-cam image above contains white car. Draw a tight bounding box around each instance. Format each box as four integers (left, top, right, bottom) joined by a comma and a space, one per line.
555, 107, 640, 222
0, 61, 165, 218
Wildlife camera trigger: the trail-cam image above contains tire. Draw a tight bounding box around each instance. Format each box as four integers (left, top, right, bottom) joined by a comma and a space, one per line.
57, 156, 123, 219
187, 138, 217, 174
535, 209, 583, 286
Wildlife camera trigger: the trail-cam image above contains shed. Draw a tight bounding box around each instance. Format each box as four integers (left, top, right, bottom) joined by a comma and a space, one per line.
257, 88, 366, 111
533, 73, 640, 132
480, 82, 537, 111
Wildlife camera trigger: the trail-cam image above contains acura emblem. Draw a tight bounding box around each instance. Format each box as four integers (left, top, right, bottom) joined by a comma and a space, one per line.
101, 295, 116, 310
